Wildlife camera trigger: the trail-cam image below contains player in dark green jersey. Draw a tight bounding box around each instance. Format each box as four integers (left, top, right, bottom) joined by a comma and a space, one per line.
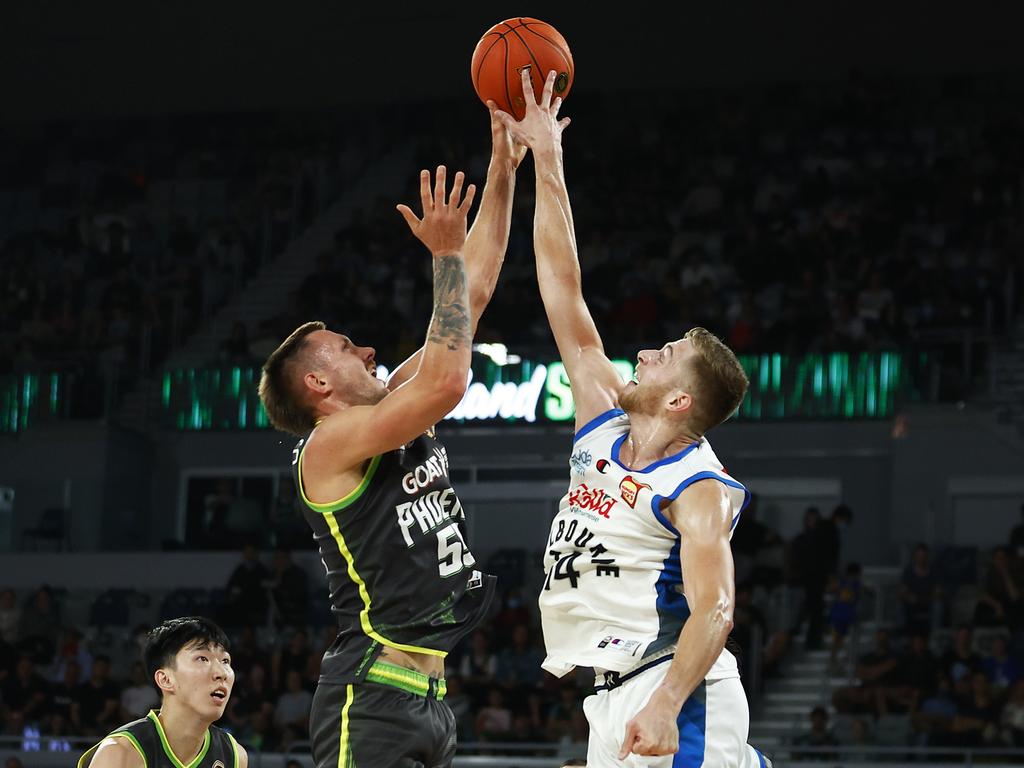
258, 107, 523, 767
79, 616, 246, 768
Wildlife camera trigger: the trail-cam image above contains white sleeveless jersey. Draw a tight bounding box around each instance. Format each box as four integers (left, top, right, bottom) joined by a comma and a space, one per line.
539, 409, 750, 679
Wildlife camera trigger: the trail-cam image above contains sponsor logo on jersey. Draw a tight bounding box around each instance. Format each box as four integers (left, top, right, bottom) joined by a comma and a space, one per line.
597, 636, 642, 654
401, 445, 450, 494
567, 483, 617, 519
618, 475, 652, 508
213, 762, 225, 768
595, 459, 610, 474
569, 449, 592, 476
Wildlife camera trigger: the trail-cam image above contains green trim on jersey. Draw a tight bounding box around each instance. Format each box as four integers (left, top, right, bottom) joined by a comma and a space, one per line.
148, 711, 211, 768
365, 660, 447, 699
323, 508, 447, 658
339, 684, 355, 768
227, 733, 241, 768
297, 438, 382, 514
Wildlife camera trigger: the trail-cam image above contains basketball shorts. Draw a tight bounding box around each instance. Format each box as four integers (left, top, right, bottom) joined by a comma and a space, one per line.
584, 655, 770, 767
309, 660, 455, 768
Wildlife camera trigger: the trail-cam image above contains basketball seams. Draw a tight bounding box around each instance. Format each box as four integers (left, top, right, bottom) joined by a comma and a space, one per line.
472, 32, 505, 91
506, 25, 545, 103
519, 23, 574, 80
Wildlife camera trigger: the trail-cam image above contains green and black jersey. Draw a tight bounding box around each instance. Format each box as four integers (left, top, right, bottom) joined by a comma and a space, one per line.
78, 710, 239, 768
293, 427, 496, 683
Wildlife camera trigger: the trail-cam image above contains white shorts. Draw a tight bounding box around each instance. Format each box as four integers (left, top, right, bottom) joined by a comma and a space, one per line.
583, 658, 767, 767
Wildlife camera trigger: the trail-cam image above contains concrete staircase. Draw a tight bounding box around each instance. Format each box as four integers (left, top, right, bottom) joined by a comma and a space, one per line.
749, 638, 860, 751
113, 144, 417, 433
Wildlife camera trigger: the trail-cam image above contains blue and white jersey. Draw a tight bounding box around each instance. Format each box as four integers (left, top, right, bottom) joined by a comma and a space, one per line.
539, 409, 750, 679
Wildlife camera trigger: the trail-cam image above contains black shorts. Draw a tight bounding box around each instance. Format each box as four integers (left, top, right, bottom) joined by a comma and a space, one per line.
310, 661, 455, 768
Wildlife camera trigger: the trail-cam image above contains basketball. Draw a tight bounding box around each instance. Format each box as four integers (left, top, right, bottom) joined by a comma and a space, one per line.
471, 17, 574, 120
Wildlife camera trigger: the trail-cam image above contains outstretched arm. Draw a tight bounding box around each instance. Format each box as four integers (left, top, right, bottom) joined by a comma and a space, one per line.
306, 166, 476, 475
387, 107, 525, 390
496, 69, 624, 431
619, 480, 736, 759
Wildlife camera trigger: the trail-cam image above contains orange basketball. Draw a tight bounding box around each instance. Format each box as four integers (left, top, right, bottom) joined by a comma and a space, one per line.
471, 17, 574, 120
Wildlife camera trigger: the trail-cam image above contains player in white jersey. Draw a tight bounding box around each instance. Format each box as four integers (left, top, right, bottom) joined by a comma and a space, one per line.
496, 69, 771, 767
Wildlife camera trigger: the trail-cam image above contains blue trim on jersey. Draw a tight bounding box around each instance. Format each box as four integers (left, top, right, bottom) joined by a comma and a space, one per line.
573, 409, 625, 444
610, 433, 702, 474
650, 471, 752, 535
654, 533, 689, 644
756, 747, 767, 767
674, 681, 707, 767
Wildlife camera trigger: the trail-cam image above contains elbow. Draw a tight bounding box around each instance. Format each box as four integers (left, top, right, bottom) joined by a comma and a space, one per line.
437, 373, 468, 407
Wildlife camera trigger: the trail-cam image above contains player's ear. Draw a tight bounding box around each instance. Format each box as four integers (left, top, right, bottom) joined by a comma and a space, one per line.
304, 371, 329, 394
154, 667, 175, 695
666, 390, 692, 414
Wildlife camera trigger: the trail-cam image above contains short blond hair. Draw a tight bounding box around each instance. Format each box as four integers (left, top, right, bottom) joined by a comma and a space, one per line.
258, 321, 325, 436
684, 327, 749, 433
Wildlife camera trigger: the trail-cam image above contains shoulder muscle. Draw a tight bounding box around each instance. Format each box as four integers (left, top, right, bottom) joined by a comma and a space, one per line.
87, 737, 144, 768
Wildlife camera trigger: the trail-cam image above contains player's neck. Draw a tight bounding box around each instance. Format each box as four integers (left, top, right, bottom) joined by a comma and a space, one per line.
157, 704, 210, 765
620, 414, 699, 469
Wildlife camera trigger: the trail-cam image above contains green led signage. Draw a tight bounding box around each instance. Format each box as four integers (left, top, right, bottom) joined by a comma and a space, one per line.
160, 350, 913, 431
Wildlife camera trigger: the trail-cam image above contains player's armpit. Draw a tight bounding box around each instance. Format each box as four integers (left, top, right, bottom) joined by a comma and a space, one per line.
237, 743, 249, 768
85, 737, 145, 768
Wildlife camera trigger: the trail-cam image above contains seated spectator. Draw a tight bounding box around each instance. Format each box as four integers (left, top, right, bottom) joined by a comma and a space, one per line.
269, 549, 308, 629
219, 321, 256, 365
0, 590, 20, 645
225, 544, 271, 626
51, 627, 92, 683
951, 672, 999, 747
1, 656, 48, 726
72, 654, 120, 736
491, 589, 532, 648
828, 562, 861, 671
1010, 504, 1024, 560
49, 660, 82, 727
1001, 679, 1024, 746
458, 630, 496, 700
901, 543, 941, 634
444, 675, 475, 740
942, 625, 982, 686
792, 706, 838, 760
274, 669, 312, 735
912, 671, 958, 747
227, 662, 275, 734
272, 629, 311, 692
228, 625, 270, 681
17, 587, 60, 664
495, 625, 544, 697
833, 629, 900, 715
119, 661, 159, 720
982, 634, 1020, 694
897, 633, 938, 713
475, 688, 512, 741
975, 547, 1024, 629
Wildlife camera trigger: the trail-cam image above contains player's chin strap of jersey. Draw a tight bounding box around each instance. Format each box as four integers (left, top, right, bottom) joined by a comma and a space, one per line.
593, 645, 676, 692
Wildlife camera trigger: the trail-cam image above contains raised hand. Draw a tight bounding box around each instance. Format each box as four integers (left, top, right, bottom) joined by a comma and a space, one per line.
397, 165, 477, 257
492, 68, 571, 156
486, 100, 528, 170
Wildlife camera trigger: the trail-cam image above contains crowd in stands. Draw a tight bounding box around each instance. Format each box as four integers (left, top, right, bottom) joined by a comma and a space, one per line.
4, 500, 1024, 758
3, 75, 1021, 421
259, 75, 1023, 401
0, 111, 369, 415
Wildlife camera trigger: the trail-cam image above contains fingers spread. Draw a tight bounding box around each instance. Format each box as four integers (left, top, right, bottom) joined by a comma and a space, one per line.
540, 69, 556, 109
458, 183, 477, 213
519, 66, 535, 103
433, 165, 447, 208
418, 169, 432, 212
449, 171, 465, 208
395, 204, 420, 230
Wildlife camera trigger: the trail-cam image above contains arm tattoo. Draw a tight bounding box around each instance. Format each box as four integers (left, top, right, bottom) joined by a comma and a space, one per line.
428, 255, 471, 351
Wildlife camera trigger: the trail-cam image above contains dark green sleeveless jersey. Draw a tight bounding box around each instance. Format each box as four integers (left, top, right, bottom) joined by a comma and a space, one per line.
78, 710, 239, 768
292, 427, 496, 683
